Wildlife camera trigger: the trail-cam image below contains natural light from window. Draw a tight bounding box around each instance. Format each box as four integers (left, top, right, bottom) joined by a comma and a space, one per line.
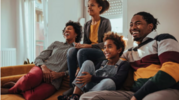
109, 17, 123, 33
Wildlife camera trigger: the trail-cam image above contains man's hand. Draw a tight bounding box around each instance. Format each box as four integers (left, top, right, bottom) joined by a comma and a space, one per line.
51, 71, 65, 81
76, 72, 92, 88
41, 65, 52, 83
131, 96, 137, 100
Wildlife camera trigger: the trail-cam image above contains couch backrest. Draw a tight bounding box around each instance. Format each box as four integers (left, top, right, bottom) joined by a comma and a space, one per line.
1, 64, 35, 77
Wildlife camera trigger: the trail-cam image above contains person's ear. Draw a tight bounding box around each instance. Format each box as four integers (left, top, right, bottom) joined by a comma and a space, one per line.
75, 33, 77, 38
148, 23, 154, 31
117, 48, 122, 54
99, 6, 102, 12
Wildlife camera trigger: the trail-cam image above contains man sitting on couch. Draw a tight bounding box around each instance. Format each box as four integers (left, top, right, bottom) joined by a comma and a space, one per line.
80, 11, 179, 100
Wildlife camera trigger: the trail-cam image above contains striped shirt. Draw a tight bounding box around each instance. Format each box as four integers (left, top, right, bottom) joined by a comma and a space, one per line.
34, 41, 74, 89
121, 31, 179, 100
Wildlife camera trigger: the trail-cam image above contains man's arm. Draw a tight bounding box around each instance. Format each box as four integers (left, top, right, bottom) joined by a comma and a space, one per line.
134, 34, 179, 100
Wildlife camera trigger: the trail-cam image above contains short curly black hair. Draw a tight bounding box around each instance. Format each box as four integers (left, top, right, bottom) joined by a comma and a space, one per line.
63, 20, 82, 43
103, 32, 126, 57
134, 11, 160, 31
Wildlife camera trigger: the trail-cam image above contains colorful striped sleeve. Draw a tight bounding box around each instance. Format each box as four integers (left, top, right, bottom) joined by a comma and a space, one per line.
134, 34, 179, 100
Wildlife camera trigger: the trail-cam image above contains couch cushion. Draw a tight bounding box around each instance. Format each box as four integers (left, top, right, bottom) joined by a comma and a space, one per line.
1, 94, 25, 100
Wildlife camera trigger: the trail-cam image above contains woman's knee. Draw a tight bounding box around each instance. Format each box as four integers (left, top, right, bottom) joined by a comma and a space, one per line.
77, 48, 88, 58
67, 47, 77, 57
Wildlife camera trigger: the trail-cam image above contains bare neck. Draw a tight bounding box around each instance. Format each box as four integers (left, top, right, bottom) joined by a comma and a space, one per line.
66, 39, 75, 44
91, 15, 100, 24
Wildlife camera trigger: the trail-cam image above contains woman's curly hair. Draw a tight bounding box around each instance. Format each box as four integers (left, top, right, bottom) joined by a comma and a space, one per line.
63, 20, 82, 43
103, 32, 126, 57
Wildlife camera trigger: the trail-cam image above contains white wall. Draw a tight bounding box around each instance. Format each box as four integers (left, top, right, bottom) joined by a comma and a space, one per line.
126, 0, 179, 48
1, 0, 17, 48
1, 0, 178, 65
48, 0, 83, 46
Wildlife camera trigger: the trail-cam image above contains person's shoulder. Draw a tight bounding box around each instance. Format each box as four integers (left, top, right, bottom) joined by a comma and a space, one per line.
120, 48, 133, 61
85, 20, 92, 26
117, 59, 130, 68
100, 16, 110, 22
154, 33, 178, 42
120, 59, 129, 64
53, 41, 64, 45
123, 47, 133, 53
100, 16, 109, 20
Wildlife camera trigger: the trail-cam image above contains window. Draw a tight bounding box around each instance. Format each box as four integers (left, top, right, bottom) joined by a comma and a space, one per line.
101, 0, 127, 36
35, 0, 48, 57
109, 18, 123, 33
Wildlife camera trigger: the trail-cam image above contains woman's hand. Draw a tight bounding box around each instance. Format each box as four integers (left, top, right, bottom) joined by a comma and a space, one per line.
75, 43, 92, 49
41, 65, 52, 83
74, 43, 81, 48
76, 72, 92, 88
131, 96, 137, 100
51, 71, 65, 81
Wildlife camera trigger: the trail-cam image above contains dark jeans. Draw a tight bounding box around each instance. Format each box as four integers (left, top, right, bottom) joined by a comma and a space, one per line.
67, 47, 105, 87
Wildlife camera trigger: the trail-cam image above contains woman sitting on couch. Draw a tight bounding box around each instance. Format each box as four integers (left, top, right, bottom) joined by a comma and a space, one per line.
1, 21, 82, 100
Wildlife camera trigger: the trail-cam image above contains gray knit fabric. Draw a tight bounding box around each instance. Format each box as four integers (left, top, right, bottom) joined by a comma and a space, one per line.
34, 41, 74, 89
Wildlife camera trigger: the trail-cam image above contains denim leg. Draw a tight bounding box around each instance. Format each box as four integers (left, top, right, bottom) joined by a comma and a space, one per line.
77, 48, 105, 68
67, 47, 79, 87
89, 78, 116, 92
72, 60, 96, 91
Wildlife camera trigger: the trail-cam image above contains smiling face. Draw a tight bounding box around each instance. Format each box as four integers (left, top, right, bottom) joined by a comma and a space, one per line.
103, 39, 121, 60
88, 0, 102, 16
130, 15, 153, 42
63, 25, 77, 42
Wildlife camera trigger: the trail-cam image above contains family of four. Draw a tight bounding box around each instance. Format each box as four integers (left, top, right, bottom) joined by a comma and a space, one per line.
1, 0, 179, 100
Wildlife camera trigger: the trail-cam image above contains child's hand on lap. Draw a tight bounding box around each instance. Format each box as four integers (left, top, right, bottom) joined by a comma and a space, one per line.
76, 72, 92, 88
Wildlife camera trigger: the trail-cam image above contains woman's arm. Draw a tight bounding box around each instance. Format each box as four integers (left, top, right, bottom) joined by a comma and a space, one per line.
83, 22, 90, 44
34, 41, 56, 83
34, 41, 55, 66
41, 64, 52, 83
50, 71, 66, 81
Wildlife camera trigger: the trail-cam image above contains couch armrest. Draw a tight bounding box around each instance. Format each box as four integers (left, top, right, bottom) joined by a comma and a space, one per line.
1, 64, 35, 77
